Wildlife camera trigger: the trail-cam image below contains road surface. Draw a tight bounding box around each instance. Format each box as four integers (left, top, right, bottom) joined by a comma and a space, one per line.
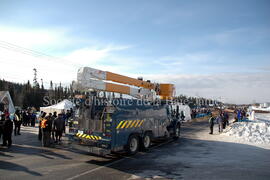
1, 121, 270, 180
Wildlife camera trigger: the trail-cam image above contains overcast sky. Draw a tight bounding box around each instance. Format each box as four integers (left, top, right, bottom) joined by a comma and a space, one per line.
0, 0, 270, 104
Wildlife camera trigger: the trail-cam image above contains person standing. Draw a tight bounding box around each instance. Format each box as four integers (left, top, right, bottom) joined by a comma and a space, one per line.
51, 112, 57, 143
223, 112, 229, 129
180, 111, 185, 121
30, 113, 37, 127
216, 114, 223, 133
0, 114, 5, 144
41, 113, 52, 147
26, 110, 31, 126
13, 110, 22, 136
209, 114, 215, 134
38, 112, 46, 141
237, 109, 241, 122
2, 116, 13, 147
22, 111, 27, 126
54, 113, 65, 143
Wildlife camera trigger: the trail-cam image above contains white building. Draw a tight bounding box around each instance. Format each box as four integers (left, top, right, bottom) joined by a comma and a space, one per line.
0, 91, 15, 114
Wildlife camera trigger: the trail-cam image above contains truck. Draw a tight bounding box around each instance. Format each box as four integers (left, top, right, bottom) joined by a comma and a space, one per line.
71, 67, 183, 155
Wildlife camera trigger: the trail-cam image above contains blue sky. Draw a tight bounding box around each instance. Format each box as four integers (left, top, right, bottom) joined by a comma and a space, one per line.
0, 0, 269, 103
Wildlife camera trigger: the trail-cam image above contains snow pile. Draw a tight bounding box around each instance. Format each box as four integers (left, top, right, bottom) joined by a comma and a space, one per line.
224, 122, 270, 144
255, 113, 270, 123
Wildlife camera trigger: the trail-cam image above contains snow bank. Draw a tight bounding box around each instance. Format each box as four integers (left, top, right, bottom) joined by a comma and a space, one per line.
224, 122, 270, 144
255, 113, 270, 123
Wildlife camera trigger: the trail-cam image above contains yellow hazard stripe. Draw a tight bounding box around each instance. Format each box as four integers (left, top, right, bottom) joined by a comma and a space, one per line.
134, 120, 141, 127
138, 120, 144, 127
130, 120, 137, 128
116, 121, 124, 129
121, 121, 128, 128
77, 134, 101, 140
125, 120, 133, 128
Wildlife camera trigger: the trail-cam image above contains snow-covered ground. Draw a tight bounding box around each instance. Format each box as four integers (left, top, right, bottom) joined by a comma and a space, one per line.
255, 113, 270, 123
223, 113, 270, 146
224, 122, 270, 144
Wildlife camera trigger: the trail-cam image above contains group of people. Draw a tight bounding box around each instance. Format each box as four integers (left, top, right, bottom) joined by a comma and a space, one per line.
38, 109, 73, 147
191, 108, 212, 119
235, 109, 247, 122
0, 108, 73, 148
21, 110, 37, 127
0, 109, 38, 147
209, 111, 229, 134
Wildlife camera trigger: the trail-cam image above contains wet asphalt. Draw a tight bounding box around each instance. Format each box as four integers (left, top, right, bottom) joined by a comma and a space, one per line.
0, 121, 270, 180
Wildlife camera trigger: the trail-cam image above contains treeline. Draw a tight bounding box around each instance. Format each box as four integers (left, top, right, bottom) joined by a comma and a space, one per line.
0, 79, 219, 109
175, 94, 220, 108
0, 79, 73, 109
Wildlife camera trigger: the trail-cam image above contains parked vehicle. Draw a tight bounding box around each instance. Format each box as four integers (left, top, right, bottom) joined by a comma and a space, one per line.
71, 67, 182, 155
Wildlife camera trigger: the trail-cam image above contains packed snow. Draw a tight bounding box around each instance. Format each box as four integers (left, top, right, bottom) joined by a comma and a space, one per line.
224, 121, 270, 144
255, 113, 270, 123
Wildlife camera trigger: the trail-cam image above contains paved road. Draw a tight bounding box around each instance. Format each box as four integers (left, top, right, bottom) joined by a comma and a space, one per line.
1, 122, 270, 180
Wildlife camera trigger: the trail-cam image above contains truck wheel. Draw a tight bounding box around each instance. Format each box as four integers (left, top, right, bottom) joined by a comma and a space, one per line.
141, 133, 151, 150
173, 124, 181, 140
126, 135, 139, 155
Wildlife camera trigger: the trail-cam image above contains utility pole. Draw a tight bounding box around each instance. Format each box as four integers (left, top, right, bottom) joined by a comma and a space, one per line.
33, 68, 39, 88
41, 78, 44, 89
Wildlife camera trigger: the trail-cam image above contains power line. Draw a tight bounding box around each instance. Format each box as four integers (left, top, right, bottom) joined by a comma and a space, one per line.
0, 41, 80, 86
0, 40, 81, 67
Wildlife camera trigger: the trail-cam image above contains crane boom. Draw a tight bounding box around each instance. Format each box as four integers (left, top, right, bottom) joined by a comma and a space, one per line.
74, 67, 175, 100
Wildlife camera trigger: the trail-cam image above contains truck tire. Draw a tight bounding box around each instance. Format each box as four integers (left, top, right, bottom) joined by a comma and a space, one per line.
173, 124, 181, 140
141, 132, 151, 150
126, 134, 139, 155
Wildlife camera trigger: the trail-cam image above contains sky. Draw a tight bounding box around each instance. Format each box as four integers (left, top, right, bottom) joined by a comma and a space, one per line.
0, 0, 269, 104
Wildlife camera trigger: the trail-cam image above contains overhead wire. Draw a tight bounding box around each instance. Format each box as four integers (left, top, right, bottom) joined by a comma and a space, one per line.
0, 40, 81, 67
0, 40, 81, 86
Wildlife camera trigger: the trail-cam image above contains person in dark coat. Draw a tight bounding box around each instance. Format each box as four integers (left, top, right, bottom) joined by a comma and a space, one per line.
223, 112, 229, 129
0, 114, 5, 144
41, 113, 53, 147
180, 111, 185, 121
209, 114, 215, 134
14, 110, 22, 135
2, 116, 13, 147
53, 113, 65, 143
22, 111, 28, 126
26, 110, 31, 126
30, 113, 37, 127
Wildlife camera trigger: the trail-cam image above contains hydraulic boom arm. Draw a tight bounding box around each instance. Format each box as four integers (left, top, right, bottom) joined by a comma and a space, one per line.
74, 67, 175, 100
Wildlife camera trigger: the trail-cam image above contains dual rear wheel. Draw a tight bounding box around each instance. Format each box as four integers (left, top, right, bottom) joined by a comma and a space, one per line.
126, 133, 151, 155
126, 125, 180, 155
